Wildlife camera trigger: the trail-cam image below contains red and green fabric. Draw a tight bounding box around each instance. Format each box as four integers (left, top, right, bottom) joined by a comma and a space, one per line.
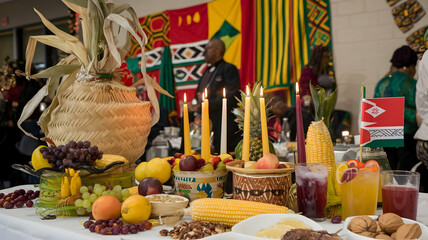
159, 46, 176, 114
360, 97, 405, 147
127, 12, 170, 58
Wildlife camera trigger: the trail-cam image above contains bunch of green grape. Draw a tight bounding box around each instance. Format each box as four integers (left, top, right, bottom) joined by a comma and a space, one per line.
74, 184, 131, 215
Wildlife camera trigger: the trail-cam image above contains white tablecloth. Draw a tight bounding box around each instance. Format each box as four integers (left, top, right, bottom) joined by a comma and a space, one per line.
1, 185, 427, 240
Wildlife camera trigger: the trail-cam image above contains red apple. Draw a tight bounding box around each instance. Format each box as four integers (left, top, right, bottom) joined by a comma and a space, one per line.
257, 153, 279, 169
179, 155, 199, 171
223, 158, 234, 164
138, 177, 163, 196
197, 158, 206, 169
211, 156, 221, 169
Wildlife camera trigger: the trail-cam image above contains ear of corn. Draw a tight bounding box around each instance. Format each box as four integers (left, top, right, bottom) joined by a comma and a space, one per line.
306, 119, 335, 176
188, 198, 291, 227
95, 154, 129, 168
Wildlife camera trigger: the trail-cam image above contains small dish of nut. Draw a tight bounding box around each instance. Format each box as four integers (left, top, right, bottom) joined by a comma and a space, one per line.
146, 194, 189, 218
343, 214, 428, 240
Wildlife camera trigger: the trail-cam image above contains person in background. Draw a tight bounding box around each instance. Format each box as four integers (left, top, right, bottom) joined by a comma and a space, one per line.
299, 45, 334, 103
374, 45, 418, 171
416, 50, 428, 169
188, 38, 241, 154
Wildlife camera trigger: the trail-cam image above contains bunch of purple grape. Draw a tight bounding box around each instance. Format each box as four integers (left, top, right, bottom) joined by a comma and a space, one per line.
84, 218, 152, 235
40, 140, 103, 170
0, 189, 39, 209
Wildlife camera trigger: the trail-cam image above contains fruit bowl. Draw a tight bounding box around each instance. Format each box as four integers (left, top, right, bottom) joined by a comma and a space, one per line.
226, 160, 294, 175
343, 216, 428, 240
145, 194, 189, 218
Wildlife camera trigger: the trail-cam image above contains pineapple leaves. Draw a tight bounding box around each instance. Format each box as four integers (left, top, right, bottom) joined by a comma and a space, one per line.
309, 82, 337, 127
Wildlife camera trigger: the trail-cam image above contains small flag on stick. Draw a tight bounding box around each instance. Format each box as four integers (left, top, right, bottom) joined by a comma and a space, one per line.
360, 97, 405, 147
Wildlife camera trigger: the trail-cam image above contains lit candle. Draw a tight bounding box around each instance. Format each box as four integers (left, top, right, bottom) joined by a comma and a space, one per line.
183, 93, 191, 155
201, 89, 211, 161
260, 87, 269, 155
220, 88, 227, 154
242, 85, 251, 162
295, 82, 306, 163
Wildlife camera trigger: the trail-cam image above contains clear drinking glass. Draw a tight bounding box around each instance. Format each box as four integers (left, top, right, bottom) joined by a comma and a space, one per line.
381, 170, 420, 220
341, 168, 379, 220
295, 163, 328, 221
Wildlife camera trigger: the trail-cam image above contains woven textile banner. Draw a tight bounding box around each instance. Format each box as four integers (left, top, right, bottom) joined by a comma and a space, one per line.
305, 0, 335, 77
257, 0, 309, 106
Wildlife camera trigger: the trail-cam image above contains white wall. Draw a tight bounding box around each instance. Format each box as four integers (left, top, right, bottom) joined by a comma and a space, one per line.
331, 0, 428, 134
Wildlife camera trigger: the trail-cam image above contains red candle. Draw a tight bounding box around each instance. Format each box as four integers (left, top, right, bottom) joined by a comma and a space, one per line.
295, 82, 306, 163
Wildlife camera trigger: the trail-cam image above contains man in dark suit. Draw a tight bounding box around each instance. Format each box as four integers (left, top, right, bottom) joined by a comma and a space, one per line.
188, 38, 241, 154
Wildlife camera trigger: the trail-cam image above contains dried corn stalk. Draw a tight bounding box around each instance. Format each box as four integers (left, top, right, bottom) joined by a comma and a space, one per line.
18, 0, 172, 139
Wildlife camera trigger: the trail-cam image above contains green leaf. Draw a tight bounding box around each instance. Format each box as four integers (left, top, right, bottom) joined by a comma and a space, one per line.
309, 82, 337, 127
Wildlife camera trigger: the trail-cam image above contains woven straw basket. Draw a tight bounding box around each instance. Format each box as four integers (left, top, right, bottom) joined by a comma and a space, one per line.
46, 79, 151, 164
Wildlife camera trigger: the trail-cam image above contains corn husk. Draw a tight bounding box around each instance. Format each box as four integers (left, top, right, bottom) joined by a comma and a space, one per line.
18, 0, 172, 163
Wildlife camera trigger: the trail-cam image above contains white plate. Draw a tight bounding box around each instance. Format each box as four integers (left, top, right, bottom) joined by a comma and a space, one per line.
343, 215, 428, 240
202, 232, 263, 240
232, 214, 324, 240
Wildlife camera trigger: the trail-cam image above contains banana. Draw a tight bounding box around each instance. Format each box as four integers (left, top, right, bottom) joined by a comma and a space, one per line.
61, 176, 71, 198
70, 171, 81, 196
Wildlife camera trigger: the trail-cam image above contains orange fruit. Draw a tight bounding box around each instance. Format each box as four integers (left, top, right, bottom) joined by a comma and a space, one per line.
346, 159, 359, 168
121, 195, 151, 224
92, 196, 122, 220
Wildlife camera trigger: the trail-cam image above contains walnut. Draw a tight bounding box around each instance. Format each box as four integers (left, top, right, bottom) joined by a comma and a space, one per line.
375, 233, 393, 239
378, 213, 404, 235
348, 216, 378, 234
390, 232, 397, 240
359, 231, 376, 238
395, 224, 422, 239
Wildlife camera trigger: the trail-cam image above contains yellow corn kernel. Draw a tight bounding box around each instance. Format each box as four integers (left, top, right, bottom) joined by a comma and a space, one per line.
189, 198, 290, 227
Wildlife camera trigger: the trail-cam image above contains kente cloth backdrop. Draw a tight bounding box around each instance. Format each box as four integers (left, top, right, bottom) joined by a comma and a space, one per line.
127, 0, 256, 117
256, 0, 334, 106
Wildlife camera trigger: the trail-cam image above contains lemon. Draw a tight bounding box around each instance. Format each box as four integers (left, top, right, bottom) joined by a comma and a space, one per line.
31, 145, 52, 170
135, 162, 148, 182
145, 158, 171, 184
121, 195, 151, 224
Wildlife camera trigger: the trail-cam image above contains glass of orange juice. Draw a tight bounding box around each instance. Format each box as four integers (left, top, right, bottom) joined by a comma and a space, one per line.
338, 160, 379, 220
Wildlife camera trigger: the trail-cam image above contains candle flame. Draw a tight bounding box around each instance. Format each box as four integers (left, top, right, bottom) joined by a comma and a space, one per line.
246, 85, 250, 95
184, 93, 187, 103
223, 88, 226, 98
204, 88, 208, 99
260, 87, 263, 97
295, 82, 299, 94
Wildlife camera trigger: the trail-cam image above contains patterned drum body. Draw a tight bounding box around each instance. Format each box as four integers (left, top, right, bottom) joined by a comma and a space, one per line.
232, 172, 292, 206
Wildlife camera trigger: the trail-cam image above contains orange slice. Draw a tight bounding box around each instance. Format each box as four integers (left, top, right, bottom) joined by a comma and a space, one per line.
364, 160, 380, 169
336, 163, 348, 185
346, 159, 360, 168
338, 168, 358, 184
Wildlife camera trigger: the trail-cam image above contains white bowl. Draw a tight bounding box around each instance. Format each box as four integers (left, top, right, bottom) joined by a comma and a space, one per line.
145, 194, 188, 217
343, 215, 428, 240
232, 214, 324, 240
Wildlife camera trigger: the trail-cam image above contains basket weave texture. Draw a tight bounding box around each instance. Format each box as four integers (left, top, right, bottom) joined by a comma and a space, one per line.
46, 80, 151, 164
